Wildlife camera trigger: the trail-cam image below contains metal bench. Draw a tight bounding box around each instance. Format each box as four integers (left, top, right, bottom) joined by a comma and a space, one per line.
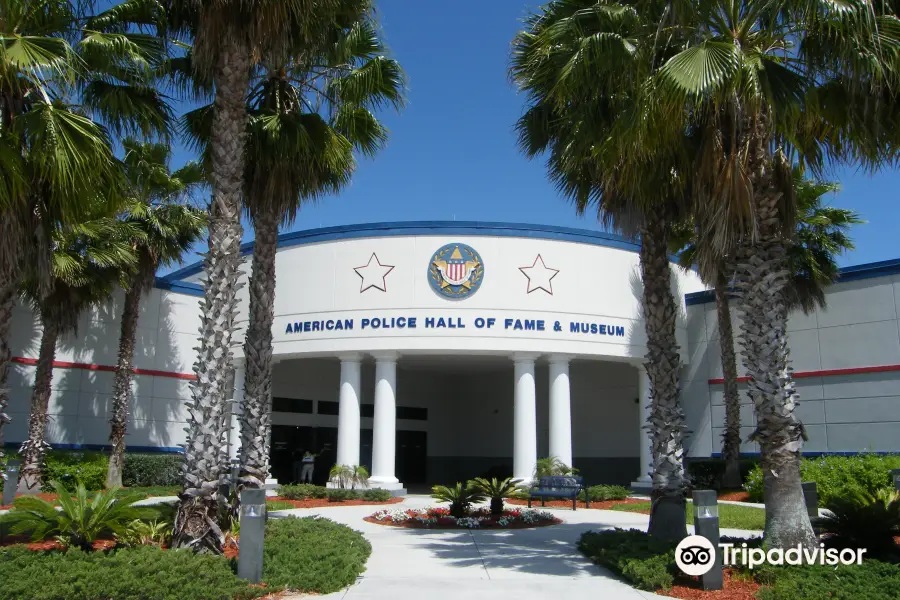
527, 476, 589, 510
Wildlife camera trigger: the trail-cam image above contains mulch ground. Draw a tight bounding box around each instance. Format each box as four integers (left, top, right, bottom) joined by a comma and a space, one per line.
505, 497, 649, 511
658, 568, 761, 600
363, 515, 563, 529
271, 496, 404, 509
0, 492, 58, 511
717, 491, 752, 503
0, 535, 118, 551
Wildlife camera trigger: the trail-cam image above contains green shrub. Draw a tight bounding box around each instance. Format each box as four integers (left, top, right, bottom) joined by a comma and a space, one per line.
279, 483, 328, 500
745, 454, 900, 504
328, 464, 369, 489
361, 488, 392, 502
579, 484, 630, 502
534, 456, 576, 479
0, 545, 268, 600
4, 481, 152, 551
431, 482, 486, 518
755, 561, 900, 600
43, 451, 108, 492
122, 453, 183, 487
818, 488, 900, 560
471, 477, 523, 515
326, 488, 361, 502
263, 517, 371, 594
688, 458, 759, 490
577, 529, 676, 591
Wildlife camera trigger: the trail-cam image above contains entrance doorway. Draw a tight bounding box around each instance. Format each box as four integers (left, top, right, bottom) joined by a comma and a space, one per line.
269, 425, 427, 486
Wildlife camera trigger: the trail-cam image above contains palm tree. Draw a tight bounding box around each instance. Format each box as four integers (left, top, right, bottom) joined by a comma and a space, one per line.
182, 6, 404, 491
162, 0, 368, 552
237, 11, 404, 490
674, 173, 861, 490
0, 0, 170, 468
511, 1, 693, 540
650, 0, 899, 548
106, 139, 207, 488
19, 217, 140, 491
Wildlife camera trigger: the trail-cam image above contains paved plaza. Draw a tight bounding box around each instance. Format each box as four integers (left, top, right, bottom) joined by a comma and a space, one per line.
273, 495, 760, 600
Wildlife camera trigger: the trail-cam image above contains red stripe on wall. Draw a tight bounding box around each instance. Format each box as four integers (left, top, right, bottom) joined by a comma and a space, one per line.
708, 363, 900, 385
11, 356, 197, 381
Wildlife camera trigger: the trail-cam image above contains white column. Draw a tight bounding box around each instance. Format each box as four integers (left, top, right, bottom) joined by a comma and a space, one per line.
635, 365, 652, 484
228, 361, 245, 462
513, 353, 539, 483
548, 355, 572, 469
370, 352, 399, 487
336, 354, 362, 467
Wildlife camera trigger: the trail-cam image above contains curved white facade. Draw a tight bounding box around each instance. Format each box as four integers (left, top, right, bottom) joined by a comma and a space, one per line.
5, 222, 900, 491
210, 223, 705, 360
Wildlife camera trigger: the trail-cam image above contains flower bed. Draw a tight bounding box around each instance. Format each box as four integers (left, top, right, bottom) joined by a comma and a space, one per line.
269, 496, 404, 509
365, 506, 561, 529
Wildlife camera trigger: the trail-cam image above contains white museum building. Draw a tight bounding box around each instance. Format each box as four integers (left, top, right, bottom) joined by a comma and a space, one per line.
4, 222, 900, 491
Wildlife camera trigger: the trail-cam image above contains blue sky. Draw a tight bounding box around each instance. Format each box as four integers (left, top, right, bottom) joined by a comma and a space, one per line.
162, 0, 899, 273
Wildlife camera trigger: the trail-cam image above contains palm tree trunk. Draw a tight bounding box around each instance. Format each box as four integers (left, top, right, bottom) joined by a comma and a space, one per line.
0, 211, 25, 463
106, 276, 146, 488
714, 271, 743, 490
240, 209, 278, 489
173, 39, 251, 553
734, 171, 815, 550
19, 320, 59, 492
640, 207, 688, 541
0, 281, 16, 455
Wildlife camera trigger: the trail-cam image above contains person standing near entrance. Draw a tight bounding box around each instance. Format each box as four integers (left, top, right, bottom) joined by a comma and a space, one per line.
300, 449, 318, 483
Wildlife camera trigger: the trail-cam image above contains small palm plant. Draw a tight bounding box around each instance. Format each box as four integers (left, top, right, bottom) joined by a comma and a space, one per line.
819, 488, 900, 560
432, 483, 486, 518
4, 481, 149, 551
471, 478, 522, 516
534, 456, 577, 480
329, 464, 370, 490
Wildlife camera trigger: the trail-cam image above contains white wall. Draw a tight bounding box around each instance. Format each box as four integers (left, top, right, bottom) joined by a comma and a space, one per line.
4, 286, 201, 450
227, 233, 706, 361
683, 273, 900, 456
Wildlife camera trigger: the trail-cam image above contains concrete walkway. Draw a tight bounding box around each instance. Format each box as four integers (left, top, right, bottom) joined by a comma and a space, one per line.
271, 495, 761, 600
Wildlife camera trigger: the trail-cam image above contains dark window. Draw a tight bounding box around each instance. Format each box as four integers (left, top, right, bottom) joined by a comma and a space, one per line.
397, 406, 427, 421
317, 400, 339, 415
272, 397, 313, 414
361, 404, 374, 418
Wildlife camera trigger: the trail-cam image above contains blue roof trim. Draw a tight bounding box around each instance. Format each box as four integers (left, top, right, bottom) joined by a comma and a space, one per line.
684, 257, 900, 307
161, 220, 640, 282
4, 442, 184, 454
154, 277, 204, 297
685, 289, 716, 306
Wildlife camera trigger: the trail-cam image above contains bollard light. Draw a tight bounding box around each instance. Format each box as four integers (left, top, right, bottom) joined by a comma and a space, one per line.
230, 459, 240, 493
2, 459, 21, 506
237, 488, 266, 584
692, 489, 723, 591
801, 482, 818, 518
891, 469, 900, 492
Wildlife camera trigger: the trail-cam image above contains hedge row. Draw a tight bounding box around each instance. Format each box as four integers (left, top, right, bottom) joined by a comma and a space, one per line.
278, 484, 392, 503
745, 454, 900, 505
0, 546, 266, 600
1, 451, 182, 492
579, 529, 900, 599
0, 516, 371, 599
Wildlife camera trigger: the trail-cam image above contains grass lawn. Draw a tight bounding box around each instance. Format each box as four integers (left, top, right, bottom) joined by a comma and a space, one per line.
609, 500, 766, 530
266, 500, 295, 511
